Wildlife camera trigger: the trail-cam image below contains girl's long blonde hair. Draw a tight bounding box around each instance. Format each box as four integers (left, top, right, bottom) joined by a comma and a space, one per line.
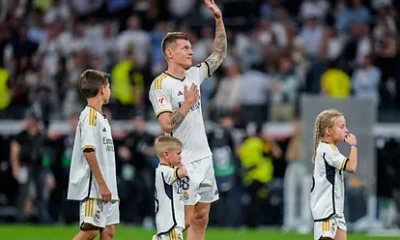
311, 109, 343, 163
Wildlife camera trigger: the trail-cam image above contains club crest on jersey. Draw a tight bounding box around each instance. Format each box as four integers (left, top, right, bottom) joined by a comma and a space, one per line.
157, 96, 167, 107
180, 191, 189, 200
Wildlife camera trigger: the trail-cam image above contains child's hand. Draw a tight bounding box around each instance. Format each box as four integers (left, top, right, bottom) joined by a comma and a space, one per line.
178, 164, 188, 178
345, 133, 357, 146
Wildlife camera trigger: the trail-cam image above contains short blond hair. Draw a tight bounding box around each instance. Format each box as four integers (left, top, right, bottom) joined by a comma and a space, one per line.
161, 32, 189, 60
154, 135, 183, 157
311, 109, 343, 162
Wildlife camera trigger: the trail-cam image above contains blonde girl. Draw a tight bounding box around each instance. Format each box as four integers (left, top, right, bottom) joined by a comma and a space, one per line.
310, 109, 358, 240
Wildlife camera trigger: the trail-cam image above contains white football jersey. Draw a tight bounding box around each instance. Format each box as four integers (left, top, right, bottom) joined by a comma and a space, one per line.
155, 164, 187, 235
149, 63, 212, 163
67, 106, 118, 201
310, 141, 348, 221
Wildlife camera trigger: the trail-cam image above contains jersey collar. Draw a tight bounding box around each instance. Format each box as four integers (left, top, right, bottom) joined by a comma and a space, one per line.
164, 71, 185, 81
87, 105, 106, 119
159, 163, 174, 168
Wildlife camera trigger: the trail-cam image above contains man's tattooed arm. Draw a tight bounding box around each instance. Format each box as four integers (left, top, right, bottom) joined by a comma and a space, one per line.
205, 18, 227, 75
171, 110, 186, 131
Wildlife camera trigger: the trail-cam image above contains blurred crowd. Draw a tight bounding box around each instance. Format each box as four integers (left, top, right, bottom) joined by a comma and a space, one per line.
0, 0, 399, 124
1, 0, 400, 232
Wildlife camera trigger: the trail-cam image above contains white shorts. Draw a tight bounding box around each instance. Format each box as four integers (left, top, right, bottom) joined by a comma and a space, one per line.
314, 214, 347, 240
79, 198, 120, 229
158, 227, 184, 240
184, 156, 219, 205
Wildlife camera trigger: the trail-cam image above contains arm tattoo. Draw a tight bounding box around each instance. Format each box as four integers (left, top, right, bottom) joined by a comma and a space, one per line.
205, 18, 227, 75
171, 110, 186, 130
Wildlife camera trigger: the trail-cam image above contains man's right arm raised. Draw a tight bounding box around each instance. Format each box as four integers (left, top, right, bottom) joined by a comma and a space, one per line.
149, 82, 199, 133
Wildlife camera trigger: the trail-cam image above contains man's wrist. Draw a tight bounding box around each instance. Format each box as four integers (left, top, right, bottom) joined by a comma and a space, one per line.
350, 144, 358, 148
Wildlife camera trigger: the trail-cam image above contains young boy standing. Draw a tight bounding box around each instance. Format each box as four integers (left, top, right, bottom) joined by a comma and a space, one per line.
153, 136, 188, 240
67, 69, 119, 240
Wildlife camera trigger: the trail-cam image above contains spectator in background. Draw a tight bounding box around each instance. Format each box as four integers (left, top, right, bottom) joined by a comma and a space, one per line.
168, 0, 195, 22
149, 21, 168, 76
88, 21, 117, 71
116, 15, 150, 69
319, 25, 345, 63
62, 50, 88, 118
10, 111, 54, 223
43, 0, 71, 24
269, 55, 299, 121
111, 49, 144, 119
208, 112, 240, 227
342, 23, 372, 70
58, 22, 90, 57
0, 66, 10, 117
239, 122, 282, 227
272, 8, 297, 48
240, 63, 270, 126
209, 58, 241, 120
297, 15, 323, 58
334, 0, 351, 33
282, 119, 311, 233
50, 113, 80, 224
28, 9, 47, 45
37, 22, 62, 77
348, 0, 371, 25
352, 54, 381, 104
299, 0, 329, 21
117, 115, 155, 225
10, 25, 39, 60
320, 61, 351, 98
241, 25, 265, 70
374, 20, 398, 108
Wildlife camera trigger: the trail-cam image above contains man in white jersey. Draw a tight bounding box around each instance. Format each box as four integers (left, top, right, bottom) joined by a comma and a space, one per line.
149, 1, 227, 239
67, 69, 119, 240
153, 136, 188, 240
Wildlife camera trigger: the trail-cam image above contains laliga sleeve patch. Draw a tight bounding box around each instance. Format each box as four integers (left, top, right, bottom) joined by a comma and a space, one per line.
157, 95, 167, 107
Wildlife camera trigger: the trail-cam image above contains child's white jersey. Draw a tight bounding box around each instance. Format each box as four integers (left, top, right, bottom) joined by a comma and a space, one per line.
155, 164, 187, 235
149, 63, 212, 163
310, 141, 348, 221
67, 106, 118, 201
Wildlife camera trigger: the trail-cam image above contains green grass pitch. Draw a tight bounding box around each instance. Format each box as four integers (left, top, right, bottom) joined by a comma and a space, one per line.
1, 225, 399, 240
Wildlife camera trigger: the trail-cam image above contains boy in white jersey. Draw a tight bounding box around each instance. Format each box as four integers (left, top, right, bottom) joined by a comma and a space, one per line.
310, 109, 358, 240
152, 135, 188, 240
148, 1, 227, 239
67, 69, 119, 240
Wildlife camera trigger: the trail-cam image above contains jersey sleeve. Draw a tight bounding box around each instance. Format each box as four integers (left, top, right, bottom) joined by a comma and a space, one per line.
149, 79, 173, 118
324, 147, 348, 171
187, 62, 210, 85
160, 166, 179, 185
80, 109, 98, 151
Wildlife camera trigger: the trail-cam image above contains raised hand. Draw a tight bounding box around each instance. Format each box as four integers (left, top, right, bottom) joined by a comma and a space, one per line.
345, 133, 357, 146
204, 0, 222, 19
